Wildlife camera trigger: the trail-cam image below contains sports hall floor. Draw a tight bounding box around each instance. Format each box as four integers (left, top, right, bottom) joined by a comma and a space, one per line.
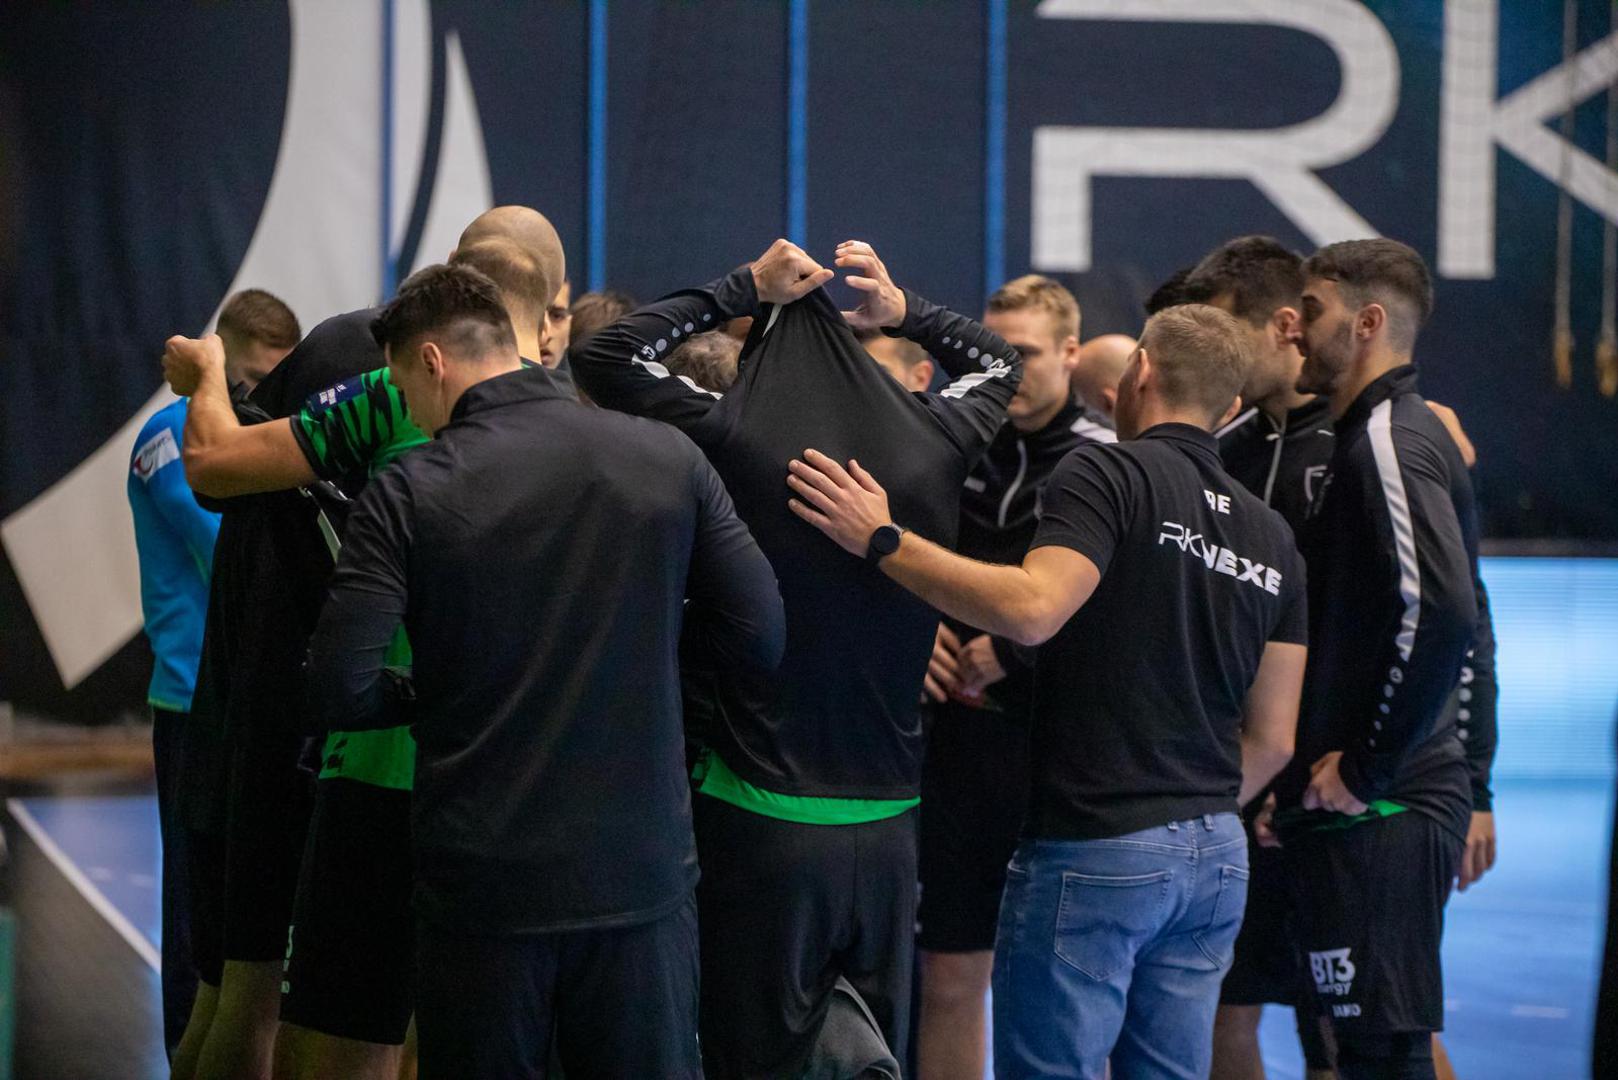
3, 556, 1614, 1079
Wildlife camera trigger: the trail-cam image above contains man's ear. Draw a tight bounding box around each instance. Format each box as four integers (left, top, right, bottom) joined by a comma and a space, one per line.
1101, 386, 1118, 417
913, 358, 935, 392
1272, 306, 1301, 346
1357, 303, 1386, 341
1060, 334, 1081, 375
420, 340, 446, 380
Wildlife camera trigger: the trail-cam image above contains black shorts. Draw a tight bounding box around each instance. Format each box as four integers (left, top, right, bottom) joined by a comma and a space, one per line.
414, 895, 701, 1080
1220, 831, 1309, 1006
693, 794, 917, 1080
186, 826, 227, 988
917, 702, 1029, 954
222, 731, 317, 963
1285, 810, 1462, 1036
281, 778, 414, 1045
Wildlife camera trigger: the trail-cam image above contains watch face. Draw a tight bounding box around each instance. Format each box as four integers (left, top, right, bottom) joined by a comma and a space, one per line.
872, 525, 902, 556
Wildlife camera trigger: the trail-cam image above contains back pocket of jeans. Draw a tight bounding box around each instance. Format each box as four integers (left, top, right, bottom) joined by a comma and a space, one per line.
1054, 869, 1173, 981
1191, 863, 1252, 971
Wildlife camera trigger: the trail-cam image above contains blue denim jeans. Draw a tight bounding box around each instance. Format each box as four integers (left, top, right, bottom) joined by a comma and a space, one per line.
991, 813, 1249, 1080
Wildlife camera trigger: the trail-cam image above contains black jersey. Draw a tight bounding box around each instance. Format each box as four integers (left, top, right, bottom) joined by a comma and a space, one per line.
951, 402, 1114, 710
1278, 366, 1479, 840
1216, 398, 1336, 537
1027, 424, 1308, 840
571, 268, 1021, 800
180, 311, 380, 832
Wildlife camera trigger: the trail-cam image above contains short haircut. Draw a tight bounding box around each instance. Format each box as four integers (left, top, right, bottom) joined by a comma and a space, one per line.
1303, 238, 1434, 351
1144, 267, 1206, 316
1184, 235, 1304, 326
450, 238, 551, 325
855, 328, 930, 371
568, 289, 638, 351
666, 331, 741, 393
371, 263, 517, 360
216, 289, 301, 349
987, 274, 1081, 342
1139, 304, 1253, 423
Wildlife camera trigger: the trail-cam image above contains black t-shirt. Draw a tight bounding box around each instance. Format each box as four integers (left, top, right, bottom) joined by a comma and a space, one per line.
1025, 424, 1307, 841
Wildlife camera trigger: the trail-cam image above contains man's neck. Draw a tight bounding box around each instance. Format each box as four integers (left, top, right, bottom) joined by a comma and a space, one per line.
511, 320, 543, 365
1329, 346, 1409, 419
1129, 400, 1214, 438
1010, 395, 1072, 434
1255, 386, 1315, 423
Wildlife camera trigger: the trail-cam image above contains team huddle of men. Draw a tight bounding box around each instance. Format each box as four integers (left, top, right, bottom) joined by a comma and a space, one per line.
130, 205, 1496, 1080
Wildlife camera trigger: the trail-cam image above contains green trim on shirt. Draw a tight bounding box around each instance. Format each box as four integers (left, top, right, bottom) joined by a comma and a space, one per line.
692, 750, 918, 826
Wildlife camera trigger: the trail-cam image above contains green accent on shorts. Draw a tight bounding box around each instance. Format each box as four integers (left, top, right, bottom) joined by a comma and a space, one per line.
692, 750, 919, 826
1276, 799, 1409, 835
318, 725, 416, 791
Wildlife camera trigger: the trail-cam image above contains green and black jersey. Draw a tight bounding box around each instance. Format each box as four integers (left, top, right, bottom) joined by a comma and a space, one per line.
291, 366, 427, 790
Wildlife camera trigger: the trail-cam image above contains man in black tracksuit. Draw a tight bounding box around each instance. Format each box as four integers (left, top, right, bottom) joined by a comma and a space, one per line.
305, 264, 785, 1078
1276, 239, 1479, 1080
911, 274, 1113, 1080
571, 239, 1022, 1077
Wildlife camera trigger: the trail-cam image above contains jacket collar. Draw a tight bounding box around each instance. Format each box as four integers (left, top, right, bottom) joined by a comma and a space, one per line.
450, 363, 572, 423
1138, 421, 1221, 461
1337, 364, 1418, 434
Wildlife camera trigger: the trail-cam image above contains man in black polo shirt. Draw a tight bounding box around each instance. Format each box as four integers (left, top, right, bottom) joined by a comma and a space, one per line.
1276, 239, 1480, 1080
572, 238, 1021, 1077
304, 263, 785, 1078
789, 303, 1307, 1079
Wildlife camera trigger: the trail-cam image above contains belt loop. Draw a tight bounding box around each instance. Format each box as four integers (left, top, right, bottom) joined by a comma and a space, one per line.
1203, 814, 1214, 830
1167, 820, 1179, 832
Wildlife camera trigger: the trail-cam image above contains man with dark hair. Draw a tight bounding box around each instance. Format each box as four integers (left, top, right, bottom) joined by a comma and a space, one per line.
162, 208, 566, 1080
572, 238, 1022, 1077
130, 291, 298, 1062
789, 303, 1306, 1079
1193, 236, 1342, 1080
1144, 264, 1208, 315
567, 288, 637, 353
306, 263, 784, 1078
911, 273, 1108, 1080
1275, 238, 1479, 1080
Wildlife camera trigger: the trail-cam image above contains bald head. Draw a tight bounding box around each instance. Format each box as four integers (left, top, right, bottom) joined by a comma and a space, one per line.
457, 206, 566, 314
1073, 334, 1137, 419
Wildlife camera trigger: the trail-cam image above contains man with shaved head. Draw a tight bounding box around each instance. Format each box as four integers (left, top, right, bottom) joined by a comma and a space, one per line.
162, 207, 566, 1080
1073, 333, 1136, 426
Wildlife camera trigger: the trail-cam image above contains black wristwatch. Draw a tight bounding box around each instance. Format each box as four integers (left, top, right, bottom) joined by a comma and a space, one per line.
865, 523, 905, 565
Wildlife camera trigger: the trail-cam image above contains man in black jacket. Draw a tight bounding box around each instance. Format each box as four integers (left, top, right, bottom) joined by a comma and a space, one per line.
304, 264, 786, 1078
912, 274, 1112, 1080
572, 238, 1022, 1078
1276, 239, 1480, 1080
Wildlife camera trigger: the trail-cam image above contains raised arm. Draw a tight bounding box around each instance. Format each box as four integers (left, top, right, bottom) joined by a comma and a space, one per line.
572, 239, 832, 443
785, 449, 1100, 645
835, 241, 1022, 457
163, 334, 316, 498
684, 451, 787, 675
305, 468, 413, 732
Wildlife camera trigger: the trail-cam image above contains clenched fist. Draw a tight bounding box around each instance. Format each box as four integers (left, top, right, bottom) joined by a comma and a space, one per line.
163, 333, 227, 397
